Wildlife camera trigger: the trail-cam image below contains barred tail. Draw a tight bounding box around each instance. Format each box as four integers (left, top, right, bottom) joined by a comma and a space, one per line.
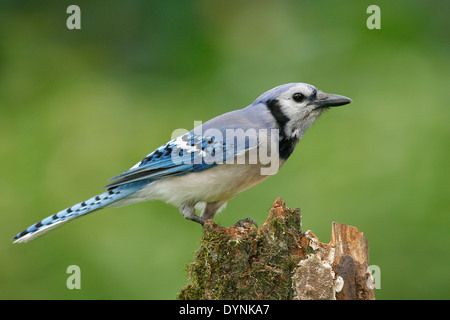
12, 181, 149, 243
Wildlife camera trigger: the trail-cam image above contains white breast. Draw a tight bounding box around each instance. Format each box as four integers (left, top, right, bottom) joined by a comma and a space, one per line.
111, 161, 283, 209
143, 164, 270, 204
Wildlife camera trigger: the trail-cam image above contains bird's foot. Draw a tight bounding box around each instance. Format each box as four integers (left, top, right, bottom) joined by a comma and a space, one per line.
187, 215, 206, 226
233, 217, 258, 228
179, 203, 206, 226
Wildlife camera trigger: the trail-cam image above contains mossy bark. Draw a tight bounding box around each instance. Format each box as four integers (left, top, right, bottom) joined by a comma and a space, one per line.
177, 198, 375, 300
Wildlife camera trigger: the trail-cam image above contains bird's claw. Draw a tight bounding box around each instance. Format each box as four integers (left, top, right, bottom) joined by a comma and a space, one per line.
233, 218, 258, 228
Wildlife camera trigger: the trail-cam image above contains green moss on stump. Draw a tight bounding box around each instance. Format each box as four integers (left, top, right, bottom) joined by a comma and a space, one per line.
177, 198, 310, 300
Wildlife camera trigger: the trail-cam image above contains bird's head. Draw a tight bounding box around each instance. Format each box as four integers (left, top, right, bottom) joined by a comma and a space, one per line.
254, 83, 352, 139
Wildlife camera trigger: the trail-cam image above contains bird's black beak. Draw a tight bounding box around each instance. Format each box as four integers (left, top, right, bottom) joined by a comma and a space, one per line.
314, 90, 352, 109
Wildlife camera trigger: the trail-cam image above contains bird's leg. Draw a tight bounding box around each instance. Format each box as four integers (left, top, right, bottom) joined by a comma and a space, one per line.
179, 202, 205, 225
201, 200, 227, 221
233, 217, 258, 228
203, 201, 258, 228
180, 201, 257, 228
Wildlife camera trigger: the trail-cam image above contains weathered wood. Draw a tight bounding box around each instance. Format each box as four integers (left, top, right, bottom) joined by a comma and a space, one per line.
177, 198, 374, 300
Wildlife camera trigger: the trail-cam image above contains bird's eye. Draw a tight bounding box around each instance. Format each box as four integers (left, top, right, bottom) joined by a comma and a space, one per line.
292, 93, 305, 103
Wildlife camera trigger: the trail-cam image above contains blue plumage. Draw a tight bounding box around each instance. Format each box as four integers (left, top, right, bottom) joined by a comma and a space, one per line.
12, 83, 351, 243
12, 180, 150, 243
105, 133, 228, 188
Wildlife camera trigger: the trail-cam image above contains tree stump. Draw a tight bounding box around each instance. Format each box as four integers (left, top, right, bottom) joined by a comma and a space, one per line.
177, 198, 375, 300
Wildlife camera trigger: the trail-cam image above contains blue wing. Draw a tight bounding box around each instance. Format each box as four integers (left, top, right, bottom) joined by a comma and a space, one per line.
104, 132, 241, 189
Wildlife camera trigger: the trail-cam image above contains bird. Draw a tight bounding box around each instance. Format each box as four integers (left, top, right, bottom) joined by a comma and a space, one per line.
12, 83, 351, 243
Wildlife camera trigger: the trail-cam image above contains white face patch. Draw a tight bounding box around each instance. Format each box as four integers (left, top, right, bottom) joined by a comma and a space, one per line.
276, 84, 323, 138
279, 84, 316, 101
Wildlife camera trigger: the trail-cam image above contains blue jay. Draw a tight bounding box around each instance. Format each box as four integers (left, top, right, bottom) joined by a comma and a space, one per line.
12, 83, 351, 243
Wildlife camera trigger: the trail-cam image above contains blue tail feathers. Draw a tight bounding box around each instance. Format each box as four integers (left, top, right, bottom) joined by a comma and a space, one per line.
12, 180, 150, 243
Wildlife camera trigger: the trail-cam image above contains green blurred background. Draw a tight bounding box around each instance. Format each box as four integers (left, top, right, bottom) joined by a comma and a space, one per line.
1, 0, 448, 299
